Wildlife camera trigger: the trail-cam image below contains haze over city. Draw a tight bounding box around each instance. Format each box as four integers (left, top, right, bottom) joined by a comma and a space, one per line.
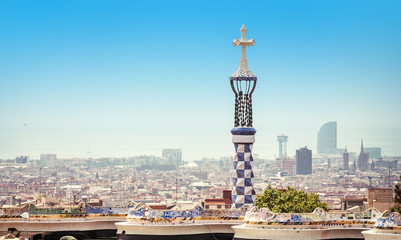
0, 0, 400, 160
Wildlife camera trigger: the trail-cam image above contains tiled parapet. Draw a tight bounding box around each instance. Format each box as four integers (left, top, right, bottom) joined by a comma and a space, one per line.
243, 207, 382, 225
375, 211, 401, 229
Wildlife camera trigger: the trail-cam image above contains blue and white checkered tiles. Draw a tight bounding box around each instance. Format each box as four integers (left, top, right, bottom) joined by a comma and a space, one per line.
232, 143, 256, 208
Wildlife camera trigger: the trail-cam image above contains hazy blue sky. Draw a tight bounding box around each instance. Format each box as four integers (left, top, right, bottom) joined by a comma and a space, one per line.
0, 0, 400, 160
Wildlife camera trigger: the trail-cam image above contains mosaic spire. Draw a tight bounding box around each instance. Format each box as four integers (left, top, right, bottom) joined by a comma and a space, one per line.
230, 25, 257, 208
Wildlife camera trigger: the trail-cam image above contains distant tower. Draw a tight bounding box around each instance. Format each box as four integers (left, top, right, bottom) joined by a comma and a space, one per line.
230, 25, 257, 208
357, 139, 369, 171
343, 147, 349, 170
371, 160, 375, 171
296, 147, 312, 175
277, 135, 288, 159
352, 159, 357, 172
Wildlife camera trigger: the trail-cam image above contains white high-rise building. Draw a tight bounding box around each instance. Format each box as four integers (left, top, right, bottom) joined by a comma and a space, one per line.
317, 121, 337, 154
162, 149, 182, 166
40, 154, 57, 168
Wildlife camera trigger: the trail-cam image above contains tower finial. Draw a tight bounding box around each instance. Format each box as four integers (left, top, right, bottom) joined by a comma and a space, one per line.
231, 24, 256, 80
230, 25, 257, 127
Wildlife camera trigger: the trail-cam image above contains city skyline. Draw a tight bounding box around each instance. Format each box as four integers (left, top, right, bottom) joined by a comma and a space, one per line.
1, 0, 400, 160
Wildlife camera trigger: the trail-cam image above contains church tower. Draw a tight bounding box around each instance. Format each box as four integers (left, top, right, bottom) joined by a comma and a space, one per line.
357, 139, 369, 171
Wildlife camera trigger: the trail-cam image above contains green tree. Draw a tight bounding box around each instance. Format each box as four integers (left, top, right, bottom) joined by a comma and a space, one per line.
390, 175, 401, 213
255, 185, 329, 213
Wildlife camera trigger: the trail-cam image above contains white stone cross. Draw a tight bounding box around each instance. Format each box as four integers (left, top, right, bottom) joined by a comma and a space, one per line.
231, 24, 256, 79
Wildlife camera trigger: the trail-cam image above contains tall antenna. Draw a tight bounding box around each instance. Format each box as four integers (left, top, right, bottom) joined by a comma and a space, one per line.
175, 178, 178, 202
39, 167, 42, 196
87, 144, 92, 154
389, 166, 392, 210
70, 177, 73, 206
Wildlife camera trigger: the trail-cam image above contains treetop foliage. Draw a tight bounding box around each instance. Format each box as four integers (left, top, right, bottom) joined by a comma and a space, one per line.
255, 184, 329, 213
